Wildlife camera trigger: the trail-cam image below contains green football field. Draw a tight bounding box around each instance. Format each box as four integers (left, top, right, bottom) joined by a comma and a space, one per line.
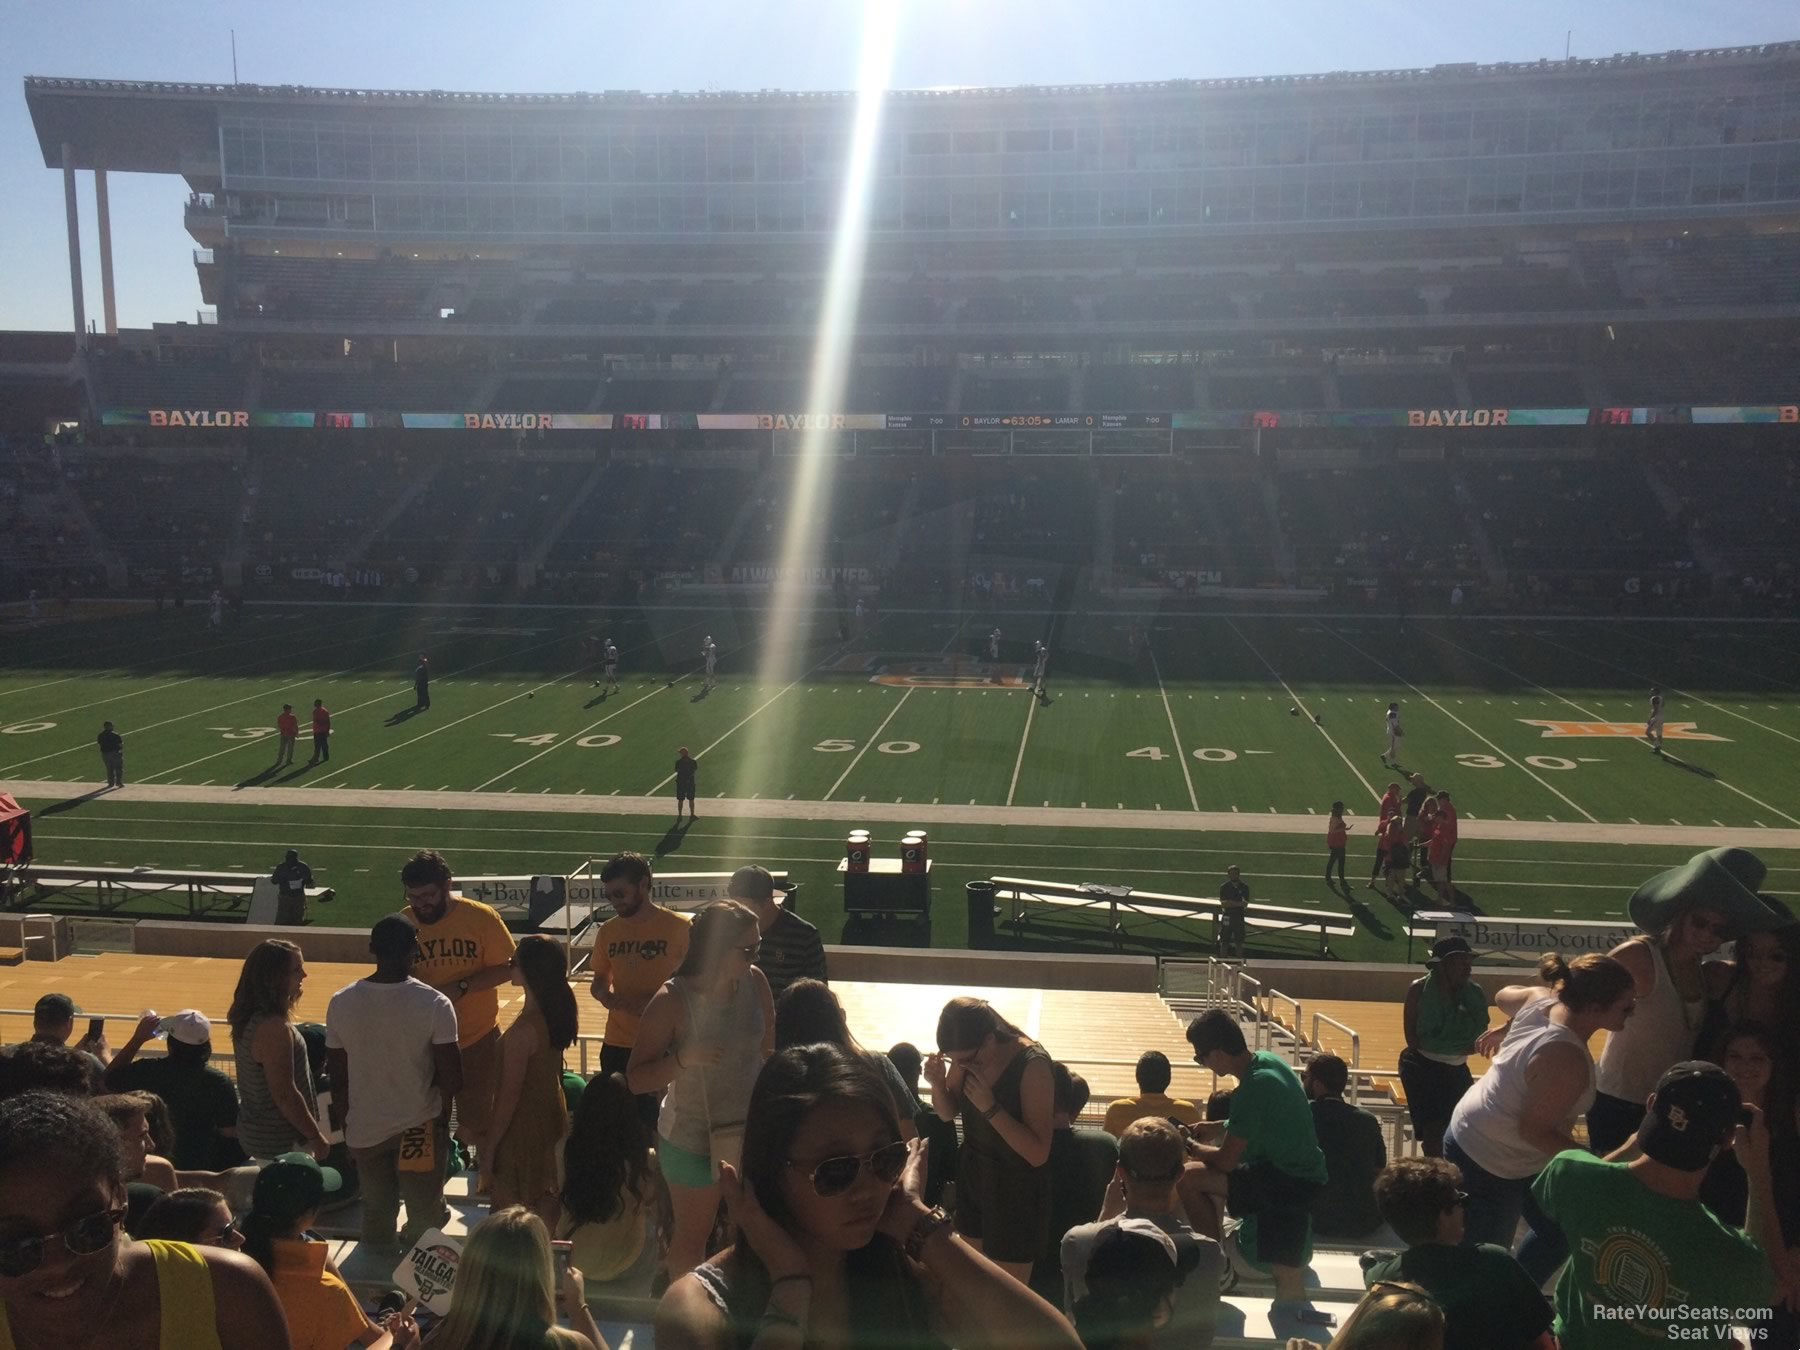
3, 600, 1798, 964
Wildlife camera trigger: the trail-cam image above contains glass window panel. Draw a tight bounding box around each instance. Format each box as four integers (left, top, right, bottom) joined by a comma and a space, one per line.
1003, 190, 1049, 227
1052, 128, 1074, 152
340, 129, 371, 180
954, 130, 996, 154
1257, 120, 1306, 167
384, 194, 420, 228
903, 187, 947, 230
316, 129, 345, 180
951, 190, 997, 227
1051, 189, 1098, 227
907, 131, 950, 156
1101, 186, 1149, 226
1005, 128, 1051, 153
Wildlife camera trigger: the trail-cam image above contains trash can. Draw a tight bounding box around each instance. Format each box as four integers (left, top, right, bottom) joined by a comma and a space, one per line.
966, 880, 997, 948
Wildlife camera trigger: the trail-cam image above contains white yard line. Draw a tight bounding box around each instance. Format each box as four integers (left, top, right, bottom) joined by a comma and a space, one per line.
1006, 692, 1039, 807
1534, 629, 1800, 749
1430, 629, 1800, 828
825, 687, 915, 801
2, 635, 422, 778
11, 778, 1800, 849
138, 623, 604, 784
0, 614, 376, 735
1322, 623, 1598, 823
472, 682, 671, 793
1150, 650, 1200, 813
1224, 617, 1379, 803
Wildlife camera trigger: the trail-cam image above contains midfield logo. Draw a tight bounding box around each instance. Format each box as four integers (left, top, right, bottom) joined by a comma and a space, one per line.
1517, 719, 1730, 742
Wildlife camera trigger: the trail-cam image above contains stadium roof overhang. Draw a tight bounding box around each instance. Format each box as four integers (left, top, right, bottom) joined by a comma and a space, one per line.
25, 79, 225, 172
26, 39, 1800, 170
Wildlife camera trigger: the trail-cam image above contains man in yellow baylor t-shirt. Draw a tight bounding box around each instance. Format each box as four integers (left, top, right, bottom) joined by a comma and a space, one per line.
588, 851, 690, 1128
399, 850, 517, 1174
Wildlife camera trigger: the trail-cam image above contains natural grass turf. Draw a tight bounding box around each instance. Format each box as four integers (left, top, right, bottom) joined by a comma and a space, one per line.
5, 602, 1800, 964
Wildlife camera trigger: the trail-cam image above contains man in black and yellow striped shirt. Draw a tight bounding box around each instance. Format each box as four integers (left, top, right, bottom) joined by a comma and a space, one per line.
728, 865, 826, 1001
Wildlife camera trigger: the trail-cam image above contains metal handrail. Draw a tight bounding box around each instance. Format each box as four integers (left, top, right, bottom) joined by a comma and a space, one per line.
1263, 987, 1303, 1045
1311, 1010, 1363, 1103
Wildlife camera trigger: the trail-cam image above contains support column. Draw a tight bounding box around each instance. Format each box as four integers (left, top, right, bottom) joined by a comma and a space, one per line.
60, 142, 87, 342
95, 165, 117, 336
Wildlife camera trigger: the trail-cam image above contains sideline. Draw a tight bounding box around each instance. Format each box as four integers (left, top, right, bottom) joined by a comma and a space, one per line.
7, 779, 1797, 851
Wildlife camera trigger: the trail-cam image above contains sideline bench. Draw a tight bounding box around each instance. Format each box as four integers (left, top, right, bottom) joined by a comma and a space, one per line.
991, 875, 1356, 956
10, 865, 332, 921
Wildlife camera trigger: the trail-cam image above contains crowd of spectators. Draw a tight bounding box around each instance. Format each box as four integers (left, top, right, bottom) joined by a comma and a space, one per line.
2, 843, 1796, 1350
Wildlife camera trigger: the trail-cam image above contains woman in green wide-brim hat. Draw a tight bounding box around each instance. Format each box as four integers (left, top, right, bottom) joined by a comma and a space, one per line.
1587, 847, 1790, 1156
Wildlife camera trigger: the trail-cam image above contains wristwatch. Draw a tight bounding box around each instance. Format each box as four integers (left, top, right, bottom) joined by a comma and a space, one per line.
903, 1206, 952, 1261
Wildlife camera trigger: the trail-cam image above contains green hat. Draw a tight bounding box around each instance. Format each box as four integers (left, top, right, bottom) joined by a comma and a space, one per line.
251, 1152, 343, 1219
1626, 848, 1786, 940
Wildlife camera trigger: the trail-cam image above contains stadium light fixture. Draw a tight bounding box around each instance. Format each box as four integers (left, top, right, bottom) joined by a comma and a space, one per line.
724, 0, 898, 826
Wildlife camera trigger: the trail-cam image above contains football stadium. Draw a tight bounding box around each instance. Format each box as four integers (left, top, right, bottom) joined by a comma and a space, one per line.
2, 25, 1799, 1347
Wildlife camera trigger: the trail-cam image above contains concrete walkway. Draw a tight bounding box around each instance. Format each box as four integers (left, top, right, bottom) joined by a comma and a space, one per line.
8, 779, 1797, 850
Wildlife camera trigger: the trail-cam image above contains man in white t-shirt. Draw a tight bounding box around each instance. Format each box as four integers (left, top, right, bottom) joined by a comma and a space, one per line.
325, 915, 462, 1255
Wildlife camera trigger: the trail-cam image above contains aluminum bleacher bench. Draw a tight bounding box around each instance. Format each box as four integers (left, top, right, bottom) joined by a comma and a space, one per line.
990, 876, 1356, 955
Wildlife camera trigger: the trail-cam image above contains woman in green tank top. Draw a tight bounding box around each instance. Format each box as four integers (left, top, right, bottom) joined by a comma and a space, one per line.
0, 1091, 296, 1350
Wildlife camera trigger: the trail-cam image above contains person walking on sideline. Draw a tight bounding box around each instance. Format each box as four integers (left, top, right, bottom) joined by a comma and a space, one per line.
674, 746, 699, 823
1032, 639, 1050, 699
307, 699, 331, 763
1647, 685, 1665, 754
325, 916, 462, 1257
97, 720, 124, 788
1383, 702, 1403, 767
1217, 866, 1250, 960
413, 656, 430, 711
702, 635, 718, 691
1325, 801, 1350, 891
275, 704, 299, 766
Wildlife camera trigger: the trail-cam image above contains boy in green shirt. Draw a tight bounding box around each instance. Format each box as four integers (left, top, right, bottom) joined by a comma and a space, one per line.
1532, 1062, 1778, 1350
1365, 1157, 1553, 1350
1183, 1010, 1326, 1315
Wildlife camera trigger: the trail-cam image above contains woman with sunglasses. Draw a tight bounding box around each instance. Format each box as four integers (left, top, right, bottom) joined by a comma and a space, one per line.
1588, 848, 1788, 1156
630, 900, 775, 1282
0, 1089, 291, 1350
483, 935, 582, 1228
656, 1043, 1081, 1350
1697, 918, 1800, 1065
922, 996, 1054, 1286
135, 1188, 244, 1250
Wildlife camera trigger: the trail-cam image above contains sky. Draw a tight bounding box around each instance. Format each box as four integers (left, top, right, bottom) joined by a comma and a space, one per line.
2, 0, 1794, 334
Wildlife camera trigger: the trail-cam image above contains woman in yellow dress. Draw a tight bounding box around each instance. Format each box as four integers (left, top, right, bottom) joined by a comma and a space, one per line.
482, 935, 579, 1228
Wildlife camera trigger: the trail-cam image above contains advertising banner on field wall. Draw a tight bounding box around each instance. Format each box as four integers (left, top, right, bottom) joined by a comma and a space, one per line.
460, 870, 792, 923
1419, 911, 1636, 965
100, 404, 1800, 432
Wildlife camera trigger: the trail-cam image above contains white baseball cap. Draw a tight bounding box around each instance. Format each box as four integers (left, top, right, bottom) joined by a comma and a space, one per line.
158, 1010, 212, 1045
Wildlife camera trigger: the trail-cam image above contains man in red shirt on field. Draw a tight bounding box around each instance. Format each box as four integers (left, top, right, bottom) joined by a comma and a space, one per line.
308, 698, 331, 764
275, 703, 300, 767
1428, 790, 1459, 906
1368, 781, 1401, 891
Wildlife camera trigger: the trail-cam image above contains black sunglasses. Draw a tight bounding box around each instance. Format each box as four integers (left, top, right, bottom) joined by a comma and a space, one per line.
786, 1139, 909, 1197
0, 1207, 122, 1278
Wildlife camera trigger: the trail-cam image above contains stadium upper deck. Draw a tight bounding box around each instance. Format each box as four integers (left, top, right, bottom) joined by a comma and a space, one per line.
24, 40, 1800, 341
